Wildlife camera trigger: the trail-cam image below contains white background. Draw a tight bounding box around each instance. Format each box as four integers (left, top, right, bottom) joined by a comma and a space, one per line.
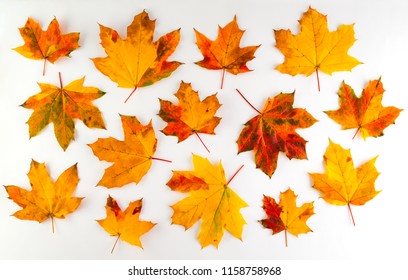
0, 0, 407, 262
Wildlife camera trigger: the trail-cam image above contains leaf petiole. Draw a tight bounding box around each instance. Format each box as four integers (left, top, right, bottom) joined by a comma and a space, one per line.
151, 157, 172, 163
195, 132, 210, 153
111, 234, 120, 254
227, 164, 244, 185
315, 69, 321, 92
347, 203, 356, 226
236, 89, 261, 114
125, 86, 138, 103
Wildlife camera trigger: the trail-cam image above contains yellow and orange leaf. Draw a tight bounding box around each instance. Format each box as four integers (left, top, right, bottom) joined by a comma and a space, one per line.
89, 115, 169, 188
274, 7, 361, 91
309, 139, 381, 225
92, 11, 182, 102
260, 188, 314, 247
97, 196, 155, 253
195, 16, 259, 89
168, 154, 247, 248
5, 160, 83, 233
325, 78, 402, 140
14, 17, 79, 75
236, 90, 317, 177
158, 81, 221, 152
22, 73, 106, 151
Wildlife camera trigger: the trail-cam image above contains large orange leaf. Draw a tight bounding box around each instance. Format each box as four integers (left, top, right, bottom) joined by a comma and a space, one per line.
168, 154, 247, 248
97, 196, 155, 253
309, 139, 381, 225
5, 160, 83, 233
274, 7, 361, 91
194, 16, 259, 89
14, 17, 79, 75
236, 90, 317, 177
92, 11, 182, 102
88, 115, 169, 188
260, 188, 314, 246
22, 73, 106, 151
158, 81, 221, 152
325, 78, 402, 140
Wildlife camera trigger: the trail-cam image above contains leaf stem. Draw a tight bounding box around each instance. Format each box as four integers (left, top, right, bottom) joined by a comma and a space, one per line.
227, 164, 244, 185
347, 203, 356, 226
285, 229, 288, 247
352, 127, 360, 140
51, 215, 55, 234
43, 59, 47, 76
316, 69, 321, 92
236, 89, 261, 114
58, 72, 63, 88
111, 234, 120, 254
125, 86, 138, 103
151, 157, 172, 163
195, 132, 210, 153
221, 68, 226, 89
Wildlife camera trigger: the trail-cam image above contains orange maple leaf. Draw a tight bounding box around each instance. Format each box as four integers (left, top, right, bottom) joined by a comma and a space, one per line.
168, 154, 247, 248
325, 78, 402, 140
236, 89, 317, 177
21, 73, 106, 151
92, 11, 182, 103
158, 81, 221, 153
97, 196, 156, 253
14, 17, 79, 75
309, 139, 381, 225
88, 115, 170, 188
274, 7, 361, 91
194, 16, 259, 89
5, 160, 83, 233
260, 188, 314, 247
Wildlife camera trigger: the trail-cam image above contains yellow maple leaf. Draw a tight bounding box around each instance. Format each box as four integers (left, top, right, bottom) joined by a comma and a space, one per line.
97, 196, 156, 253
274, 7, 361, 91
92, 11, 182, 102
5, 160, 83, 233
260, 188, 314, 247
88, 115, 170, 188
309, 139, 381, 225
168, 154, 247, 248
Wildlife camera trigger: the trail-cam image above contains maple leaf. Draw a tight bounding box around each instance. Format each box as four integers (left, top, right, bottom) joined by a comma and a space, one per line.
92, 11, 182, 103
158, 81, 221, 152
88, 115, 170, 188
21, 73, 105, 151
14, 17, 79, 75
309, 139, 381, 225
97, 195, 156, 253
236, 89, 317, 177
4, 160, 83, 233
325, 78, 402, 140
260, 188, 314, 247
194, 16, 259, 89
274, 7, 361, 91
168, 154, 247, 248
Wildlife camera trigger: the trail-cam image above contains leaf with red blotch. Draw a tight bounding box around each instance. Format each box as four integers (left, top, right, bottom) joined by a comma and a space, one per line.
194, 16, 259, 89
236, 89, 317, 177
14, 17, 79, 75
158, 81, 221, 153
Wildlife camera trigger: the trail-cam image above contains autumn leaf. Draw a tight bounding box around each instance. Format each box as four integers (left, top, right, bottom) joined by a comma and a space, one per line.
14, 17, 79, 75
194, 16, 259, 89
325, 78, 402, 140
92, 11, 182, 103
236, 89, 317, 177
260, 188, 314, 247
158, 81, 221, 152
274, 7, 361, 91
97, 196, 155, 253
168, 154, 246, 248
309, 139, 381, 225
88, 115, 170, 188
4, 160, 83, 233
21, 73, 105, 151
